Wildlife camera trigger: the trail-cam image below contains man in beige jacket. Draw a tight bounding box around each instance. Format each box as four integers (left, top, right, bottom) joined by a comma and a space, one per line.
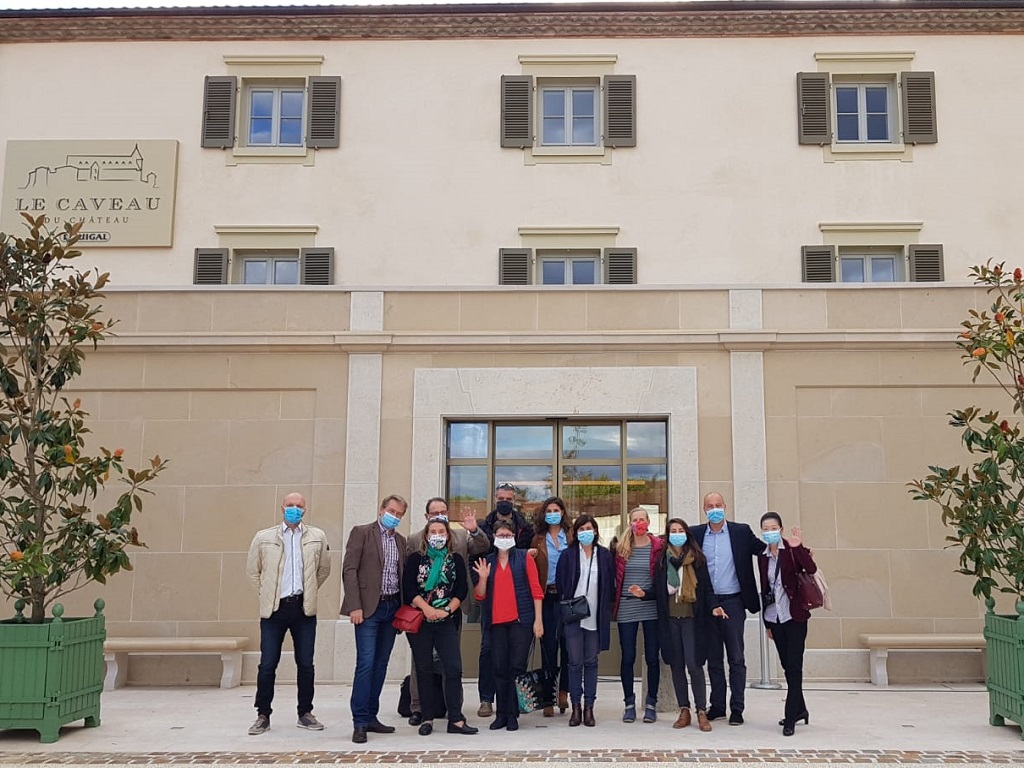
246, 492, 331, 736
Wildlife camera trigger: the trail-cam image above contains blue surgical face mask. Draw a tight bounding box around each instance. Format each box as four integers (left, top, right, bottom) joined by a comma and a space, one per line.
706, 508, 726, 525
283, 506, 304, 525
576, 530, 596, 546
427, 534, 448, 550
381, 511, 401, 530
545, 511, 562, 526
668, 532, 687, 548
761, 529, 782, 545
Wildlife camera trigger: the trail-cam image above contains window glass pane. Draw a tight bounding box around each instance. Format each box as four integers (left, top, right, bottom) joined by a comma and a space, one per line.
871, 257, 896, 282
543, 90, 566, 118
243, 260, 269, 284
495, 425, 553, 459
448, 422, 489, 459
541, 260, 566, 285
572, 89, 595, 117
542, 118, 565, 145
627, 464, 668, 535
281, 90, 304, 118
572, 117, 596, 145
562, 424, 620, 459
864, 86, 888, 114
493, 466, 554, 516
627, 421, 667, 458
840, 258, 865, 283
866, 114, 889, 142
448, 464, 489, 520
274, 259, 299, 285
279, 118, 303, 146
562, 464, 622, 542
836, 114, 859, 142
250, 90, 274, 118
249, 119, 273, 146
571, 259, 597, 285
835, 87, 858, 115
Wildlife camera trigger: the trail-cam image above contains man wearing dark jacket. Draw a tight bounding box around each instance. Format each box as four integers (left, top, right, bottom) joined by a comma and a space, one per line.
689, 492, 765, 726
473, 482, 533, 717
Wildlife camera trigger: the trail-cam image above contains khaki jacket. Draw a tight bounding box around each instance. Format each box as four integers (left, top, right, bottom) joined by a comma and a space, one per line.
246, 523, 331, 619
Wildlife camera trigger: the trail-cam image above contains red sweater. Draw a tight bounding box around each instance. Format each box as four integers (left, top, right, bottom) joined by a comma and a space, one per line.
493, 554, 543, 624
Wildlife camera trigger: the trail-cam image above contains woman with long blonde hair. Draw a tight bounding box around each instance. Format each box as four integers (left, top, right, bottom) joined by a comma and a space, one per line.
611, 507, 664, 724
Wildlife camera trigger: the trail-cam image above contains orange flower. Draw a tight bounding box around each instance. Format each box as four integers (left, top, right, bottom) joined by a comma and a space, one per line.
996, 312, 1006, 324
113, 448, 124, 459
972, 348, 988, 358
9, 550, 23, 561
72, 398, 81, 410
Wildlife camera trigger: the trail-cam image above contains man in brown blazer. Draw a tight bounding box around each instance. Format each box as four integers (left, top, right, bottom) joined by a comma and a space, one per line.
341, 494, 408, 744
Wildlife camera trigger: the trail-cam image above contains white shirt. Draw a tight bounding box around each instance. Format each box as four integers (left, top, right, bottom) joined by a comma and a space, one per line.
279, 522, 305, 600
576, 549, 599, 632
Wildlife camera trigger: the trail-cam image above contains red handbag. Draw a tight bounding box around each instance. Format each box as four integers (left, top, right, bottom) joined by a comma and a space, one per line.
391, 603, 424, 633
789, 549, 824, 611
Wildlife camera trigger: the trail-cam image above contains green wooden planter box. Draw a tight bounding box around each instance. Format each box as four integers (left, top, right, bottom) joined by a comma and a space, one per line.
0, 600, 106, 743
985, 599, 1024, 740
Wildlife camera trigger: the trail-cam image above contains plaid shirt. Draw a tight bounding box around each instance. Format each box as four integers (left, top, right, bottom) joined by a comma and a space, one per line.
378, 520, 400, 595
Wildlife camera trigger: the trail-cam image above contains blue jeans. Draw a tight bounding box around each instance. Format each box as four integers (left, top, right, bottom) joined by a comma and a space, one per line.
255, 600, 317, 717
563, 621, 600, 706
618, 618, 660, 706
541, 593, 570, 695
350, 597, 400, 728
705, 593, 747, 714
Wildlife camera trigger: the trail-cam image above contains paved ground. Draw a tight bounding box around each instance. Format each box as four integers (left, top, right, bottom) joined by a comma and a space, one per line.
0, 682, 1022, 764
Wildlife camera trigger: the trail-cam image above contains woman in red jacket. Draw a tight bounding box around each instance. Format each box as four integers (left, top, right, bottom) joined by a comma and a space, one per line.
757, 511, 815, 737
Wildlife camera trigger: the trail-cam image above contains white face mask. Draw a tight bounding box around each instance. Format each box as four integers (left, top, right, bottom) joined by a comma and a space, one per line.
494, 537, 516, 551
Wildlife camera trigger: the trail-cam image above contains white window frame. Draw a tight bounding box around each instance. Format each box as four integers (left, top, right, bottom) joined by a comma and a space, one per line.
838, 246, 906, 283
537, 249, 602, 285
833, 78, 896, 144
246, 84, 305, 148
239, 251, 301, 285
539, 84, 599, 148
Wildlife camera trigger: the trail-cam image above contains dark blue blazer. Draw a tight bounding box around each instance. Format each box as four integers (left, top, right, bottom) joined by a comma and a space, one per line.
554, 544, 616, 651
689, 521, 765, 615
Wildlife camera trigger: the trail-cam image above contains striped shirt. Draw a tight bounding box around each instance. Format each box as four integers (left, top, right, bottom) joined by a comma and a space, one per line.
378, 520, 400, 595
617, 544, 657, 623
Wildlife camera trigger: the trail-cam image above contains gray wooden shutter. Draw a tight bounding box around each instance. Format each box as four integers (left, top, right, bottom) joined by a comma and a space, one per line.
604, 75, 637, 148
901, 71, 937, 144
306, 76, 341, 149
201, 76, 237, 149
499, 248, 532, 285
194, 248, 229, 284
908, 244, 944, 282
801, 245, 836, 282
797, 72, 831, 145
300, 247, 334, 285
500, 75, 533, 148
604, 247, 637, 284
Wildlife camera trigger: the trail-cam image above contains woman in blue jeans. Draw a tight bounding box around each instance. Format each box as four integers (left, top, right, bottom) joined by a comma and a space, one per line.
612, 507, 664, 724
555, 514, 615, 727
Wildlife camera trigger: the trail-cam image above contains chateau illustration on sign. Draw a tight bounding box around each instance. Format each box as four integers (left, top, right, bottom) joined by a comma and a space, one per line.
1, 140, 179, 247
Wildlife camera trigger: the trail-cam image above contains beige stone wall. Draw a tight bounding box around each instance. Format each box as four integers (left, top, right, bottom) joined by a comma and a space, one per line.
1, 285, 998, 684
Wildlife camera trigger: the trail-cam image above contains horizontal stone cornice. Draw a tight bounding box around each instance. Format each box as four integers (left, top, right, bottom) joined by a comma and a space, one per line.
4, 4, 1024, 43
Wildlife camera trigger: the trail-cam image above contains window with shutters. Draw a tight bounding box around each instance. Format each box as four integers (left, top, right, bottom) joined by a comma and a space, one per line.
539, 251, 600, 285
194, 225, 333, 286
240, 251, 301, 285
501, 55, 634, 165
499, 247, 637, 286
202, 56, 340, 166
802, 243, 944, 284
797, 52, 935, 162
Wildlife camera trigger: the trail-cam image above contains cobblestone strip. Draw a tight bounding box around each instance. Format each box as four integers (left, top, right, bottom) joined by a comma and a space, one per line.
1, 751, 1024, 765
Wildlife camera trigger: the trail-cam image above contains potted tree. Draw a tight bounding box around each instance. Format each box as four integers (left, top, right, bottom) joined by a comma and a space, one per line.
0, 216, 166, 742
910, 261, 1024, 738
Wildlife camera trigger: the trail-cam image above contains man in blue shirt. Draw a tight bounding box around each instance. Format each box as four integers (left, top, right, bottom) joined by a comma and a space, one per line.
689, 492, 765, 726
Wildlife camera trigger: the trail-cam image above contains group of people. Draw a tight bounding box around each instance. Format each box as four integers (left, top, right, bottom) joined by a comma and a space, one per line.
245, 486, 819, 743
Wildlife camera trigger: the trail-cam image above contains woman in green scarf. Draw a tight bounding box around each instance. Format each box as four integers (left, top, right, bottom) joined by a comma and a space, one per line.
653, 517, 724, 733
402, 517, 476, 736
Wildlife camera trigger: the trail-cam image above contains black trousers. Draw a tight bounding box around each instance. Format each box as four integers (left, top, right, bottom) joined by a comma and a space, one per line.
407, 614, 465, 724
767, 618, 808, 724
491, 621, 533, 718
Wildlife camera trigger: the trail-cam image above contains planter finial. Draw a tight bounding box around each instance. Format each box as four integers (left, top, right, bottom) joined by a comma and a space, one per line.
986, 597, 996, 614
12, 599, 26, 623
1015, 600, 1024, 620
51, 604, 64, 623
93, 599, 105, 617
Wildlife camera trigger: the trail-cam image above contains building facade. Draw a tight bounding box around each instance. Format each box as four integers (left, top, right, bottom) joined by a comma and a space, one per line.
0, 0, 1018, 685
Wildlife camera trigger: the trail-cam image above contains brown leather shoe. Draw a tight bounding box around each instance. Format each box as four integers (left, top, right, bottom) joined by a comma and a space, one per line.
543, 706, 554, 717
558, 690, 569, 713
673, 707, 691, 729
696, 709, 712, 732
582, 705, 595, 727
569, 704, 582, 727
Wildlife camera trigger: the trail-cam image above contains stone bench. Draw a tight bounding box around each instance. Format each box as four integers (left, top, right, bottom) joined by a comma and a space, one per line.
103, 636, 248, 691
859, 633, 986, 687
